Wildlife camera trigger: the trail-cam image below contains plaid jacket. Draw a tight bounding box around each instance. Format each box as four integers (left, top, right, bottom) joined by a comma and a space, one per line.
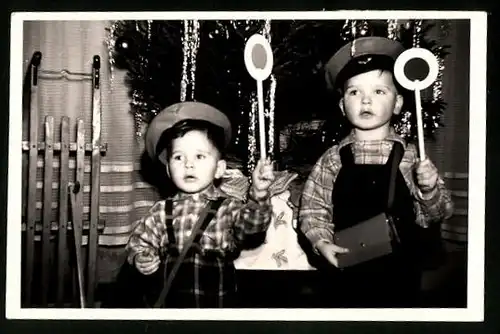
126, 184, 272, 307
299, 129, 454, 248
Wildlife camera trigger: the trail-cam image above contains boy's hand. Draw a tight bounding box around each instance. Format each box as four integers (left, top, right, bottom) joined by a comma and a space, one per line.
251, 158, 275, 199
315, 240, 350, 268
415, 158, 439, 196
135, 251, 160, 275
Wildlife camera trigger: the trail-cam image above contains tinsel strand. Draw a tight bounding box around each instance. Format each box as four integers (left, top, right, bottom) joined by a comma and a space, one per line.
359, 20, 369, 36
132, 21, 144, 139
350, 20, 357, 56
432, 22, 447, 103
132, 89, 144, 138
269, 75, 276, 158
180, 20, 190, 102
341, 20, 351, 41
394, 110, 413, 139
189, 20, 201, 100
433, 54, 445, 103
387, 19, 398, 40
263, 19, 275, 159
247, 92, 258, 174
413, 20, 422, 47
105, 21, 117, 80
235, 82, 243, 145
132, 20, 154, 139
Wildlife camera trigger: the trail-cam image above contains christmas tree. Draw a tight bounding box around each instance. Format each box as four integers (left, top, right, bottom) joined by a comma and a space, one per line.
106, 19, 449, 171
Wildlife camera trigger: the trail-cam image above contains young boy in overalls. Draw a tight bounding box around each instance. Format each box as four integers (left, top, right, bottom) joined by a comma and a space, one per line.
299, 37, 454, 308
126, 101, 275, 308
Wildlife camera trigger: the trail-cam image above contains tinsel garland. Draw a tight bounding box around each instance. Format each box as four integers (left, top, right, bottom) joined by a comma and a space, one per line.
387, 19, 399, 40
247, 92, 258, 173
106, 20, 163, 139
131, 20, 153, 138
107, 19, 449, 160
263, 20, 276, 160
180, 20, 201, 102
413, 19, 423, 47
106, 20, 117, 80
235, 81, 243, 145
269, 74, 277, 156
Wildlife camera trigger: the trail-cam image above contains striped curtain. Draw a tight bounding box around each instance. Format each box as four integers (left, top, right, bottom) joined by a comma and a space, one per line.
22, 20, 161, 282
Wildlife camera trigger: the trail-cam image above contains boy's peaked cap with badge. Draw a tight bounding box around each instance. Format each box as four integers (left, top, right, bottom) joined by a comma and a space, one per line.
325, 36, 406, 91
145, 101, 232, 165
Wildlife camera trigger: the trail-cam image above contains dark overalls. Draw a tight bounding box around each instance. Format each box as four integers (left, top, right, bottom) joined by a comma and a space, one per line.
152, 198, 240, 308
318, 142, 422, 308
103, 199, 239, 309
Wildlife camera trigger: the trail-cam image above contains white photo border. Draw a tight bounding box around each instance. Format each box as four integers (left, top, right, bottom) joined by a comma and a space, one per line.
7, 10, 487, 322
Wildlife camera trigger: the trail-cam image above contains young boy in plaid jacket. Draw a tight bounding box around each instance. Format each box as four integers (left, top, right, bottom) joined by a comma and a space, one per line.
299, 37, 454, 307
126, 101, 275, 308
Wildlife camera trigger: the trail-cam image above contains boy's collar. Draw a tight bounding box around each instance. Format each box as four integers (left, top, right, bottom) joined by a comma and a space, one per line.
172, 184, 227, 202
338, 127, 406, 149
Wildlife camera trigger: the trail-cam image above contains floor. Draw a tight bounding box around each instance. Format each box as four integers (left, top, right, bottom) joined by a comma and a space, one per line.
96, 251, 467, 309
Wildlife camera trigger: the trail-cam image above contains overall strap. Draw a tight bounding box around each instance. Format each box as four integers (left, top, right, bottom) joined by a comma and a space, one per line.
164, 198, 176, 245
386, 142, 404, 244
153, 197, 225, 308
338, 144, 354, 166
192, 198, 225, 245
387, 142, 404, 210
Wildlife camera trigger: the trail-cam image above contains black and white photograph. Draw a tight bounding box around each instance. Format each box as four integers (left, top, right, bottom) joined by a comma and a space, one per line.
6, 11, 486, 321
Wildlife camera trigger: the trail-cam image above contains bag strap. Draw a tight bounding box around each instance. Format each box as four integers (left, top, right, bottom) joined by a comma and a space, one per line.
153, 198, 225, 308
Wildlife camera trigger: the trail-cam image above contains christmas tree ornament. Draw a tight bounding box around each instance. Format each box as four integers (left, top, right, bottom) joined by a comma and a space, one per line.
114, 29, 144, 57
114, 36, 131, 53
394, 47, 439, 160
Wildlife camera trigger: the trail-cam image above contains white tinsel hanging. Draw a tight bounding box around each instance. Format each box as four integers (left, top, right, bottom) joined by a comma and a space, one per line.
247, 92, 258, 174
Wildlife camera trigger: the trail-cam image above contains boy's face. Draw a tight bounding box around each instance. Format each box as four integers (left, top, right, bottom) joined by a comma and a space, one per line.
339, 69, 403, 138
166, 130, 226, 194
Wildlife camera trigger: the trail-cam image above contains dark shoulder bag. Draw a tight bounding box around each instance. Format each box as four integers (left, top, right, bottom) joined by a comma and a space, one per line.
332, 143, 404, 269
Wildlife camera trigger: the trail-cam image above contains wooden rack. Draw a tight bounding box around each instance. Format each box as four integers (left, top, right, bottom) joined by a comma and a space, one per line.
22, 51, 107, 308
